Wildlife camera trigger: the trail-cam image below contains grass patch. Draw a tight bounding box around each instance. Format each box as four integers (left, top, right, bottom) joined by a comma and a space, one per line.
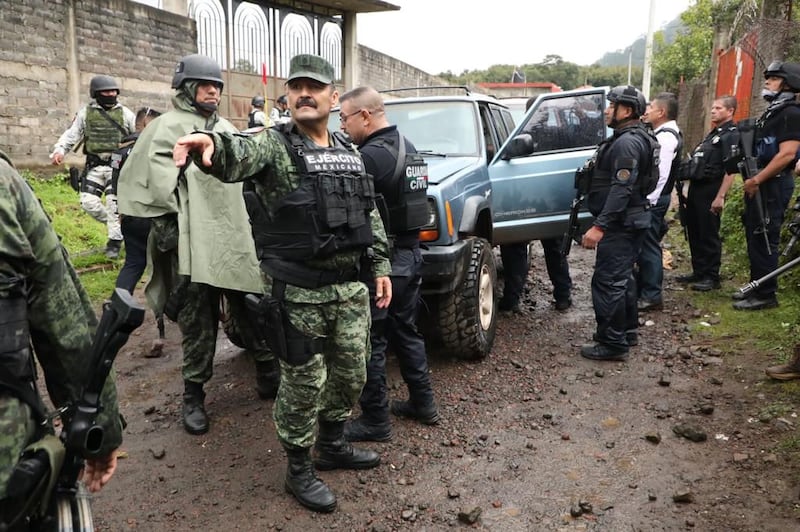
664, 177, 800, 361
23, 170, 121, 305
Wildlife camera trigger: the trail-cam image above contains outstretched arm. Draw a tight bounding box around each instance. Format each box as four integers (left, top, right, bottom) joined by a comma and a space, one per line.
173, 132, 216, 168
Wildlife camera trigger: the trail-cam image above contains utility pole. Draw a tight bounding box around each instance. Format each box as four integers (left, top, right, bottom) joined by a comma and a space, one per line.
642, 0, 656, 99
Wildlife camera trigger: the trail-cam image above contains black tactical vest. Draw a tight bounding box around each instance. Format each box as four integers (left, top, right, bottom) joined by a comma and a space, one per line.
248, 127, 375, 261
657, 127, 683, 197
0, 275, 47, 426
248, 110, 259, 129
588, 124, 659, 216
370, 134, 429, 234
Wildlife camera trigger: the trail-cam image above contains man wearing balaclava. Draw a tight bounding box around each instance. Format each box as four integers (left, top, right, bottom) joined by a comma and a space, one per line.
50, 75, 136, 258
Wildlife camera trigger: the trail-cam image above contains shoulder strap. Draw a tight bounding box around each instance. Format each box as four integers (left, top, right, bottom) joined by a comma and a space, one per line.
95, 106, 129, 136
370, 134, 407, 180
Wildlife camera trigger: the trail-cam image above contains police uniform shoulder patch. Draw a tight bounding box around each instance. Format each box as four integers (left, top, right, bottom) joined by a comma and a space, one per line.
616, 169, 631, 181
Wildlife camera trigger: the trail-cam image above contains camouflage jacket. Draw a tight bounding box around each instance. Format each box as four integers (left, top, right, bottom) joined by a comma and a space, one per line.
193, 124, 392, 304
0, 151, 122, 457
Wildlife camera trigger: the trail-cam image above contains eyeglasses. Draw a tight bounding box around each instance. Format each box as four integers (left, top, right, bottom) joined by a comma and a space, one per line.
339, 108, 370, 123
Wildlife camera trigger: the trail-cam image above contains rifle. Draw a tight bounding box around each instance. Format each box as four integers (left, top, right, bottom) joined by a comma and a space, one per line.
675, 179, 689, 240
782, 196, 800, 256
735, 118, 771, 255
738, 254, 800, 297
560, 158, 594, 263
50, 288, 144, 528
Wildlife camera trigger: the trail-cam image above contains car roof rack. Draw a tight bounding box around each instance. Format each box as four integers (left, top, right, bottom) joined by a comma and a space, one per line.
379, 86, 471, 96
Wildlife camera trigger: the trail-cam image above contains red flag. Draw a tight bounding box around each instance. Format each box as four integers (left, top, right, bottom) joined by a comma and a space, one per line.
261, 63, 267, 85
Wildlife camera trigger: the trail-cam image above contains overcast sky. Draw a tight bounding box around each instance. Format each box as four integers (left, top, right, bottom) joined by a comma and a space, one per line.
357, 0, 694, 74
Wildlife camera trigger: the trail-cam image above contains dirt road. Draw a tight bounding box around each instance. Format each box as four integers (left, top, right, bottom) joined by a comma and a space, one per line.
92, 245, 800, 531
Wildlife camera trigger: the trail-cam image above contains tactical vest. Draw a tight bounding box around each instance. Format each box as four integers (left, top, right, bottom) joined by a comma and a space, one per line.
756, 100, 800, 170
247, 126, 375, 262
248, 110, 259, 129
110, 133, 139, 194
84, 106, 126, 155
587, 124, 660, 216
0, 275, 48, 428
657, 127, 683, 196
682, 125, 736, 181
370, 134, 429, 234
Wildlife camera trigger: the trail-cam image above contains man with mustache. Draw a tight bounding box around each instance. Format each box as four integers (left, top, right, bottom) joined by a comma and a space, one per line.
172, 54, 393, 514
117, 54, 278, 435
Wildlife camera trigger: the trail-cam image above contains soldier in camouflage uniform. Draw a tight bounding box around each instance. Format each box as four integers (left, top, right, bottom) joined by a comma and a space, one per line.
50, 75, 136, 259
117, 54, 278, 436
0, 151, 123, 523
173, 54, 393, 513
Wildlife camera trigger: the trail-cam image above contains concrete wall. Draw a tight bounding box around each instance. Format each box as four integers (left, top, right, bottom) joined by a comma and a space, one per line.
0, 2, 463, 169
0, 0, 195, 168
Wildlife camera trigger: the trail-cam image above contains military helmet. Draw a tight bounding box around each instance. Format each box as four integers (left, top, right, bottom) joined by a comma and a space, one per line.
607, 85, 647, 117
89, 75, 120, 98
764, 61, 800, 92
277, 95, 288, 105
251, 95, 265, 107
171, 54, 224, 90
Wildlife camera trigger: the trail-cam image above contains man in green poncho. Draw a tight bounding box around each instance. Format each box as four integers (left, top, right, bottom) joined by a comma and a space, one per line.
117, 54, 278, 436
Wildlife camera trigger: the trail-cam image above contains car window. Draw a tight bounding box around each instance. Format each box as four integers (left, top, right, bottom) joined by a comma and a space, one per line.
383, 101, 480, 156
520, 93, 605, 152
489, 106, 511, 144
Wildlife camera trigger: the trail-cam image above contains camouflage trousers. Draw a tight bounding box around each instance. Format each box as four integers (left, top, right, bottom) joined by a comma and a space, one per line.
0, 396, 35, 498
79, 164, 121, 241
274, 286, 371, 449
177, 283, 273, 384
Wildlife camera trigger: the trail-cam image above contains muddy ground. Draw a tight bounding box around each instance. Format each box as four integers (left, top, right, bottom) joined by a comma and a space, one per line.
91, 244, 800, 531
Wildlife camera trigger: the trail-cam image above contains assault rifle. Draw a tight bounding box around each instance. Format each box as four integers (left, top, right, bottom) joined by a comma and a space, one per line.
674, 180, 689, 240
782, 196, 800, 256
5, 288, 144, 530
738, 255, 800, 297
560, 159, 594, 263
735, 118, 771, 255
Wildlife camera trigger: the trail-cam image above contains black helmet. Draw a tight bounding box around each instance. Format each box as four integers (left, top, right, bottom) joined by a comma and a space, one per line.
89, 75, 120, 98
251, 95, 265, 107
277, 95, 288, 105
764, 61, 800, 92
171, 54, 224, 90
607, 85, 647, 117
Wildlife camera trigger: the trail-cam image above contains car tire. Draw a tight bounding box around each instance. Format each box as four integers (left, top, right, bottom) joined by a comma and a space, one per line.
436, 237, 497, 360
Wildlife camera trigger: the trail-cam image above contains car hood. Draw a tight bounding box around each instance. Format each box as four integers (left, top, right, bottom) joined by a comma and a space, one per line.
423, 157, 479, 185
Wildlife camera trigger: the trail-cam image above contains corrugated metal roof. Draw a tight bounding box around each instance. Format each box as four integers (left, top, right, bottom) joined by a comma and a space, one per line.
257, 0, 399, 16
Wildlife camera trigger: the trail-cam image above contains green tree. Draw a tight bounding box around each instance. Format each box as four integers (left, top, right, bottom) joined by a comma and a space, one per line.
651, 0, 715, 91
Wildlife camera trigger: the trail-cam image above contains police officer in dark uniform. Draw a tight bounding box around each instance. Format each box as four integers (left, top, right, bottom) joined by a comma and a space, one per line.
581, 85, 658, 361
338, 86, 440, 442
676, 96, 739, 291
734, 61, 800, 310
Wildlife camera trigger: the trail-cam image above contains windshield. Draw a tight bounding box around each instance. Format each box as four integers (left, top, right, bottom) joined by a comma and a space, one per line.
383, 100, 480, 156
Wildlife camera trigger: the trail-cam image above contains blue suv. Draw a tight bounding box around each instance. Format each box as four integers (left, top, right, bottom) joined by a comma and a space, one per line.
333, 86, 608, 360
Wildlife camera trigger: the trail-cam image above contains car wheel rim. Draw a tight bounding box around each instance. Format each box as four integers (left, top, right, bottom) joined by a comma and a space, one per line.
478, 263, 494, 330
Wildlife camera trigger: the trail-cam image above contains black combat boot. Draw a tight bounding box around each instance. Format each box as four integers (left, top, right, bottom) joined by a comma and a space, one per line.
255, 359, 280, 400
283, 444, 337, 513
313, 419, 381, 471
182, 381, 209, 435
343, 416, 392, 442
390, 398, 441, 425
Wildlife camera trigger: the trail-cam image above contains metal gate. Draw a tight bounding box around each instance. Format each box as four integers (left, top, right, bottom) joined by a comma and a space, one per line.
716, 33, 757, 122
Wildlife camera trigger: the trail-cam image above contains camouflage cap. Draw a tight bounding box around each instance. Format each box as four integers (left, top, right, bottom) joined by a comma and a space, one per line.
287, 54, 334, 85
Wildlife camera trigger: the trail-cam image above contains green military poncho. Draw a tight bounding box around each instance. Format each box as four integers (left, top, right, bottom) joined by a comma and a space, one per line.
117, 90, 263, 313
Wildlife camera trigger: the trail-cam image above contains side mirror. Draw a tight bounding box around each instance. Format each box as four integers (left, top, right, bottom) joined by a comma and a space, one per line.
502, 133, 534, 160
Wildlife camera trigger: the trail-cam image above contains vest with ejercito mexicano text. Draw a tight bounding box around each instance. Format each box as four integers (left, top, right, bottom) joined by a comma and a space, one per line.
84, 106, 125, 154
249, 127, 375, 261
